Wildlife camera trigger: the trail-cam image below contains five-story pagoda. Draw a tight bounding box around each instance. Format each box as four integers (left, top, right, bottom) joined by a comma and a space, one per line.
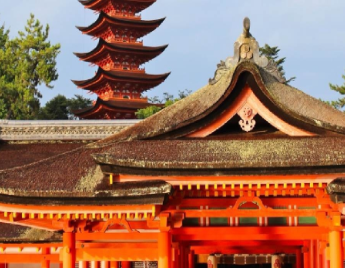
73, 0, 170, 119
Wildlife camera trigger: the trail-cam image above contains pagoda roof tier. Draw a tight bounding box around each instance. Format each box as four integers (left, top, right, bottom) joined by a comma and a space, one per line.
72, 68, 170, 92
79, 0, 156, 13
74, 39, 168, 64
77, 12, 165, 38
73, 98, 163, 119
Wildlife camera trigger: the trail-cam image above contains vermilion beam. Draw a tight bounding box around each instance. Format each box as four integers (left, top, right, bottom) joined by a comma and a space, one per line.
165, 208, 319, 218
171, 227, 329, 241
76, 248, 158, 261
183, 240, 304, 247
0, 254, 59, 263
191, 246, 299, 254
76, 243, 157, 249
171, 197, 319, 208
76, 232, 158, 241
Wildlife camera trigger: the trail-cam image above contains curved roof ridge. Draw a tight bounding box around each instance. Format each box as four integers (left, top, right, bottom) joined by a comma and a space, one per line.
259, 68, 345, 132
89, 61, 345, 148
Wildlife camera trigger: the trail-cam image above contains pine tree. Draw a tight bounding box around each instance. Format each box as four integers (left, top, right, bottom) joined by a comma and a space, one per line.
259, 44, 295, 84
329, 72, 345, 111
0, 14, 60, 119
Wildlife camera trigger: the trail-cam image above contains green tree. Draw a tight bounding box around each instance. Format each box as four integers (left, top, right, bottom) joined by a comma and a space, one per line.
329, 72, 345, 111
136, 89, 192, 119
259, 44, 295, 84
0, 14, 60, 119
39, 94, 92, 120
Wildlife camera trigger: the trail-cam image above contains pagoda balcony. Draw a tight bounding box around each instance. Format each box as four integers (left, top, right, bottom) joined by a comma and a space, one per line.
113, 38, 143, 45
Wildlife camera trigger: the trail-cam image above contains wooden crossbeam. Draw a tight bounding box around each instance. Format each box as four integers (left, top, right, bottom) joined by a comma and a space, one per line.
76, 232, 159, 241
171, 227, 328, 241
0, 254, 59, 263
73, 248, 158, 261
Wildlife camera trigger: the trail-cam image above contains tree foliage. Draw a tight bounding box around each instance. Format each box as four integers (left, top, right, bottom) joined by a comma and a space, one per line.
259, 44, 295, 84
38, 94, 92, 120
136, 89, 192, 119
329, 72, 345, 111
0, 14, 60, 119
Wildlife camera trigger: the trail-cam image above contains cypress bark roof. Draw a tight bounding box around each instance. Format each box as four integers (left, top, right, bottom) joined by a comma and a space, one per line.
93, 61, 345, 148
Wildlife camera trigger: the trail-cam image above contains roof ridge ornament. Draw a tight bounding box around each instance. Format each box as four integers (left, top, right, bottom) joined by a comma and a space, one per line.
209, 17, 286, 85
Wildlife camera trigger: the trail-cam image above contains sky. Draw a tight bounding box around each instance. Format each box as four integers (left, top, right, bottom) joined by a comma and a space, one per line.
1, 0, 345, 105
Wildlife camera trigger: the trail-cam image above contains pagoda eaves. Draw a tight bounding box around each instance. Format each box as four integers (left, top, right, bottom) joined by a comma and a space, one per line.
74, 40, 168, 68
79, 0, 156, 14
77, 12, 165, 40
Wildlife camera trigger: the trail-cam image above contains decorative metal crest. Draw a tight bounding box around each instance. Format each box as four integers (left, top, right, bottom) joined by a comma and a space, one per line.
237, 103, 258, 132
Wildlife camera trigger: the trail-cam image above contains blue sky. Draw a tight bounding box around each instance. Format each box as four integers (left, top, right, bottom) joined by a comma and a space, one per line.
1, 0, 345, 105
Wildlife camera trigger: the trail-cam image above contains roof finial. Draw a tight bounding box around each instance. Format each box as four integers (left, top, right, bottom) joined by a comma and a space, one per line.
243, 17, 251, 38
209, 17, 285, 85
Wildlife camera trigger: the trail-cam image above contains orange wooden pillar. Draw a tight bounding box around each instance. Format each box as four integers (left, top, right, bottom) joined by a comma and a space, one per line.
80, 261, 89, 268
94, 261, 100, 268
63, 232, 76, 268
172, 248, 179, 268
329, 231, 342, 268
158, 231, 172, 268
310, 240, 315, 268
42, 248, 50, 268
110, 262, 119, 268
121, 262, 131, 268
322, 247, 330, 268
296, 249, 302, 268
188, 250, 195, 268
304, 241, 311, 268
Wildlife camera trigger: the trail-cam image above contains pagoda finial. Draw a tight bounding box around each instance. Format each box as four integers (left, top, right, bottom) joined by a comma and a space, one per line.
209, 17, 285, 85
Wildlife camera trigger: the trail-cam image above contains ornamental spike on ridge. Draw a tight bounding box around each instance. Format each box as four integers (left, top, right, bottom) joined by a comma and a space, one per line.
73, 0, 170, 119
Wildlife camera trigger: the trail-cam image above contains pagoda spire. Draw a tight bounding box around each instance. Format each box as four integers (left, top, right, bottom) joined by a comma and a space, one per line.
73, 0, 169, 119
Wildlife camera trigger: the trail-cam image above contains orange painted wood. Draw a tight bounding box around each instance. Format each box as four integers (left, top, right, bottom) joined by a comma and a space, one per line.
121, 262, 131, 268
165, 207, 318, 218
187, 84, 313, 137
62, 232, 76, 268
76, 243, 157, 249
80, 261, 89, 268
117, 173, 337, 184
188, 250, 194, 268
0, 243, 61, 249
0, 254, 59, 263
75, 232, 158, 241
0, 203, 152, 214
173, 197, 319, 208
94, 261, 100, 268
110, 261, 119, 268
192, 246, 299, 254
158, 231, 171, 268
329, 231, 342, 268
172, 227, 329, 241
187, 84, 252, 137
42, 248, 50, 268
76, 248, 158, 261
296, 249, 303, 268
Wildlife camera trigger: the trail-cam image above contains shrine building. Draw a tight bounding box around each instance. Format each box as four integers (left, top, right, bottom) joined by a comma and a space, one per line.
72, 0, 169, 119
1, 16, 345, 268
